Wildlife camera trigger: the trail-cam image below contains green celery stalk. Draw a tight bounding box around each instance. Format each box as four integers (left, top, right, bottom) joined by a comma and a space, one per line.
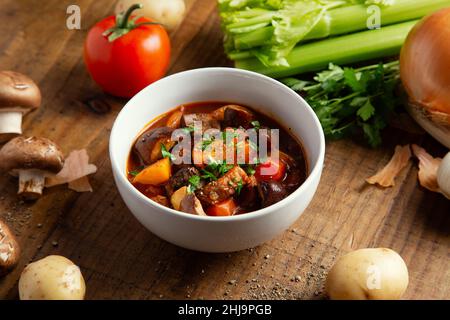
235, 20, 416, 78
226, 12, 275, 34
232, 0, 450, 51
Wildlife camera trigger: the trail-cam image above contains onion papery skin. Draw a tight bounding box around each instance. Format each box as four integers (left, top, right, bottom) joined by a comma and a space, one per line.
406, 102, 450, 149
400, 7, 450, 125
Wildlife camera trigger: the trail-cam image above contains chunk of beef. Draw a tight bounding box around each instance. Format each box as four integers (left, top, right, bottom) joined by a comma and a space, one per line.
141, 185, 165, 198
236, 175, 259, 212
150, 195, 170, 208
197, 166, 248, 205
183, 113, 221, 132
212, 105, 254, 128
246, 174, 258, 187
165, 166, 201, 196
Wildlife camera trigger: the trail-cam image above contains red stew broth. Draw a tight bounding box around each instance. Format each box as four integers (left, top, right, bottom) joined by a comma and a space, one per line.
127, 102, 308, 215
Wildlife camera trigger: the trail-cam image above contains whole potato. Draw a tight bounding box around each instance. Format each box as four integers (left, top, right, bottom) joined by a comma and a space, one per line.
326, 248, 409, 300
115, 0, 186, 31
19, 255, 85, 300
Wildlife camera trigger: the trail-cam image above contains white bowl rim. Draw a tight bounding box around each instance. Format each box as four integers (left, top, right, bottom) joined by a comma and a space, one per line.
110, 67, 325, 222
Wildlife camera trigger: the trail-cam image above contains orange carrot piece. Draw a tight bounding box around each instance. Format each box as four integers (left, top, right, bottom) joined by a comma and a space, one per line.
206, 198, 237, 216
133, 157, 171, 185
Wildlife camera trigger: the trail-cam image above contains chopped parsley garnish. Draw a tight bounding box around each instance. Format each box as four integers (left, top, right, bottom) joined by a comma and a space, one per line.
245, 166, 256, 176
187, 175, 201, 193
129, 166, 144, 177
217, 163, 233, 176
235, 180, 244, 195
129, 170, 140, 176
200, 160, 233, 181
161, 143, 176, 161
201, 169, 218, 181
228, 178, 243, 195
187, 184, 195, 194
255, 156, 265, 165
248, 139, 258, 151
182, 125, 195, 134
251, 120, 261, 129
222, 130, 239, 142
189, 175, 201, 188
201, 138, 214, 151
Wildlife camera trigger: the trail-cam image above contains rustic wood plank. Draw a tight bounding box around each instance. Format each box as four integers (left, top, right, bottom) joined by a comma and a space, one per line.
0, 0, 448, 300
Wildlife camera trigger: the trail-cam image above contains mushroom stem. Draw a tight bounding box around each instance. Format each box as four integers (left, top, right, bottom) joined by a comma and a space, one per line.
0, 111, 22, 144
17, 169, 46, 200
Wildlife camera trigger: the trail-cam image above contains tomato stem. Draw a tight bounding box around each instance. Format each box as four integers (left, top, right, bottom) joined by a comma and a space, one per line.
118, 3, 142, 29
102, 3, 162, 42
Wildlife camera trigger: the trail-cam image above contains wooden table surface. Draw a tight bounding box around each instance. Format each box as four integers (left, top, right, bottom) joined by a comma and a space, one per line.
0, 0, 449, 300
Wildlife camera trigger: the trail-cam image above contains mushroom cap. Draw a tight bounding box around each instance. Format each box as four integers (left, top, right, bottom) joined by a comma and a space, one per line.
0, 136, 64, 173
0, 71, 41, 113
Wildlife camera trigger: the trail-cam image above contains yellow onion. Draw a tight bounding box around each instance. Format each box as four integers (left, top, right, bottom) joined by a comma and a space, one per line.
400, 8, 450, 148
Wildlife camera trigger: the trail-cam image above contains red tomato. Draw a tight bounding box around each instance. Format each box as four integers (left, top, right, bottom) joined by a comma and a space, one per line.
255, 158, 286, 181
207, 199, 237, 217
84, 5, 171, 98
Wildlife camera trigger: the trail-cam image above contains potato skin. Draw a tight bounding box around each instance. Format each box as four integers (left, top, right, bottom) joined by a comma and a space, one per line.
326, 248, 409, 300
0, 219, 20, 276
19, 255, 86, 300
115, 0, 186, 31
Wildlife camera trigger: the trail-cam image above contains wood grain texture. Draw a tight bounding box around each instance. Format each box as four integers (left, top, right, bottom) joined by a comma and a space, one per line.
0, 0, 448, 300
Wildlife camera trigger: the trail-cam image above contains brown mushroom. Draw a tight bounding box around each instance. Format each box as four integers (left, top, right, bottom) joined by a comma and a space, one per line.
0, 71, 41, 144
211, 105, 254, 128
179, 193, 207, 216
0, 218, 20, 276
257, 180, 289, 208
170, 186, 206, 216
166, 106, 184, 129
0, 136, 64, 200
133, 127, 175, 165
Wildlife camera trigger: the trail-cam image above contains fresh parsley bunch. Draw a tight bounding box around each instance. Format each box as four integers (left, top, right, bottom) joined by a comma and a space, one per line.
282, 61, 401, 147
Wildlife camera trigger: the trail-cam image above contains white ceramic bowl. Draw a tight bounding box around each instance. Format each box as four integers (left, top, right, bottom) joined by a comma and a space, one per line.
110, 68, 325, 253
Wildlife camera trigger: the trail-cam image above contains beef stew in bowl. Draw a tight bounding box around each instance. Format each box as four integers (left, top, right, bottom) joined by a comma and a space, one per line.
110, 67, 324, 252
127, 102, 308, 217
